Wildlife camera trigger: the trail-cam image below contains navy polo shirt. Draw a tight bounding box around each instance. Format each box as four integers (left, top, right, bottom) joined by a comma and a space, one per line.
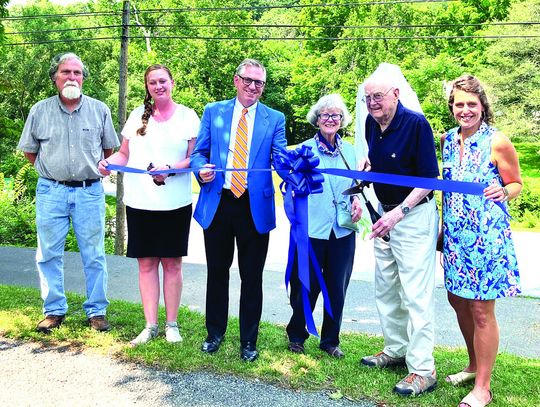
366, 101, 439, 204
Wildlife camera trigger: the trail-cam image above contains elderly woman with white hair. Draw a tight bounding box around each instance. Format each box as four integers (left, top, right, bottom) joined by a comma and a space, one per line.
286, 94, 362, 358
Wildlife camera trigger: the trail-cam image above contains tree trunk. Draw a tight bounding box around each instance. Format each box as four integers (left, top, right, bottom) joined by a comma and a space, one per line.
115, 0, 130, 255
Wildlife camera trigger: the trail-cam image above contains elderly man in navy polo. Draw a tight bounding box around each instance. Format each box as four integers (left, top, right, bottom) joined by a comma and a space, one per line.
18, 52, 119, 333
358, 71, 440, 396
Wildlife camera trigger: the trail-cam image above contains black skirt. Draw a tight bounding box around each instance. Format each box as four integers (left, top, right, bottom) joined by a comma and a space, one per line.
126, 204, 192, 258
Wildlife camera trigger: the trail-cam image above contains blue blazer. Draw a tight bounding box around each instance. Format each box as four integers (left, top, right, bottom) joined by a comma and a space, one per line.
191, 98, 287, 234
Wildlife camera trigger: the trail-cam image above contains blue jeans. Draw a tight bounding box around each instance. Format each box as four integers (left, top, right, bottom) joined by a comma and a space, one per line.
35, 177, 109, 317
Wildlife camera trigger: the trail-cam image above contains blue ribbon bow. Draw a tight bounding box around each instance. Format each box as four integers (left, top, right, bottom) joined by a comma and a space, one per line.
275, 145, 334, 337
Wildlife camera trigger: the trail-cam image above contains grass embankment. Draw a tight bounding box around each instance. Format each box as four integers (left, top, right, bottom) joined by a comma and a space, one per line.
1, 284, 538, 407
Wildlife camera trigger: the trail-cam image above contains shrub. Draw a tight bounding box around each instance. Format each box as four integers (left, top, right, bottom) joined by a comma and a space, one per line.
0, 171, 116, 254
0, 174, 37, 248
510, 183, 540, 223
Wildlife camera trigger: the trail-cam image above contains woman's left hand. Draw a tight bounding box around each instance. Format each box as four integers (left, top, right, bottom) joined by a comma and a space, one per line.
483, 184, 508, 202
351, 196, 363, 222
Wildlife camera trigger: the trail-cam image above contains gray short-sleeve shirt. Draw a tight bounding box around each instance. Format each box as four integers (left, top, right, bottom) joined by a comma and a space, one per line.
18, 95, 120, 181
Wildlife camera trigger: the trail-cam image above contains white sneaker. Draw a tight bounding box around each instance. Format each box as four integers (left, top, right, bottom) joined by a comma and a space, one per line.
165, 322, 183, 343
130, 325, 158, 346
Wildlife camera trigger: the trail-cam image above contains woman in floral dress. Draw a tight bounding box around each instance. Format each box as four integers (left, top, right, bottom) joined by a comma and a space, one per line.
441, 75, 522, 407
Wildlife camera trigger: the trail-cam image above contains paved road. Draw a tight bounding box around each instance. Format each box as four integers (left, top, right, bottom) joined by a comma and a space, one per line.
0, 338, 371, 407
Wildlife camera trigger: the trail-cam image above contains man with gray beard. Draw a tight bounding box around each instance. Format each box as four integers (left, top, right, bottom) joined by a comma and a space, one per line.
18, 52, 119, 333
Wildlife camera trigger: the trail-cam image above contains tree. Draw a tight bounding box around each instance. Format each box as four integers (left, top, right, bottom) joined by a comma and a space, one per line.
0, 0, 7, 42
478, 0, 540, 142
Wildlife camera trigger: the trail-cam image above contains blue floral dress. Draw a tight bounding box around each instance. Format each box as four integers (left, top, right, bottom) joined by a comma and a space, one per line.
442, 123, 521, 300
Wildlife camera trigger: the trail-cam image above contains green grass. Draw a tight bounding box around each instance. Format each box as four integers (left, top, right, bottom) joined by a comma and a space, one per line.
515, 142, 540, 179
1, 284, 538, 407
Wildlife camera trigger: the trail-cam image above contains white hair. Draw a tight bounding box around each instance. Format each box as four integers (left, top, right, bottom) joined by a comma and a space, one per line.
306, 94, 352, 128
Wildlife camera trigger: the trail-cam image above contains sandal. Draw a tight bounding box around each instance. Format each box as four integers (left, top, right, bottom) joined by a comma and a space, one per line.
459, 390, 493, 407
446, 370, 477, 386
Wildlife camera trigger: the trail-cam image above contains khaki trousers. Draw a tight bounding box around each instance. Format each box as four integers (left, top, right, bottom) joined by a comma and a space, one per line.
373, 199, 438, 375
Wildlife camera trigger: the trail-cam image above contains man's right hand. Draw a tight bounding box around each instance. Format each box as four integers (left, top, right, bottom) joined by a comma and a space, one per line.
98, 159, 110, 176
357, 157, 372, 171
199, 163, 216, 183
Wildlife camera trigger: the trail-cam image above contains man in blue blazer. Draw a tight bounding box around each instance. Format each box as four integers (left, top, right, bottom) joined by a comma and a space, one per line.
190, 59, 287, 361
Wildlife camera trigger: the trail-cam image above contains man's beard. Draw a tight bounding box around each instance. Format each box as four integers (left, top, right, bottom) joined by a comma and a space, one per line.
61, 81, 81, 100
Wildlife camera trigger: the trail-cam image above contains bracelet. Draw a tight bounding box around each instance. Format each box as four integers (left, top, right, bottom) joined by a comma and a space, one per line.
502, 186, 509, 200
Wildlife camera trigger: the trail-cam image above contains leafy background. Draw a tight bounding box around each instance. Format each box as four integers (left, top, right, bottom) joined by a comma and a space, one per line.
0, 0, 539, 251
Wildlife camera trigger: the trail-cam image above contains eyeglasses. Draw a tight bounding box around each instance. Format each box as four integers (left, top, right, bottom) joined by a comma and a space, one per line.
362, 87, 394, 104
318, 113, 343, 122
237, 74, 265, 88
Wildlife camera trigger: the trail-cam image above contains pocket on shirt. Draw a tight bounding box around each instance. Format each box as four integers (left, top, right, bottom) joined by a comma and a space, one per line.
81, 128, 101, 151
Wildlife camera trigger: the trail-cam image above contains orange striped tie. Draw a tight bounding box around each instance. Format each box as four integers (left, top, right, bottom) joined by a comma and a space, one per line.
231, 108, 249, 198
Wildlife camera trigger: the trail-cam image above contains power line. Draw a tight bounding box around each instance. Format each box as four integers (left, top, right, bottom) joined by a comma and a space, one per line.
1, 10, 119, 21
4, 25, 122, 35
129, 21, 540, 30
5, 33, 540, 46
133, 0, 457, 15
6, 21, 540, 37
3, 0, 456, 21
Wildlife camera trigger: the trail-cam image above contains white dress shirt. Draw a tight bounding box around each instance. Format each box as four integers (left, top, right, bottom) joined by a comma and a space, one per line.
223, 99, 257, 189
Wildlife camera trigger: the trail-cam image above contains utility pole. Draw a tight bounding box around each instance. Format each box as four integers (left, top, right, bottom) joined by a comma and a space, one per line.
115, 0, 130, 255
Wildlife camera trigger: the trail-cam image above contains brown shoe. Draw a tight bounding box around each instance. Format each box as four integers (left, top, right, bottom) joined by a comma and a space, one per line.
36, 315, 65, 333
87, 315, 111, 332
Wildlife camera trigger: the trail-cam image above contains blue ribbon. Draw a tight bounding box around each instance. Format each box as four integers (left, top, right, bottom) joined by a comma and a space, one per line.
275, 145, 333, 337
320, 167, 510, 216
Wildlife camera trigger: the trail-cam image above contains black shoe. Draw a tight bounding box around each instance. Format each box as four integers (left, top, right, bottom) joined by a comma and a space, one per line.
240, 342, 258, 362
201, 335, 224, 353
288, 341, 305, 354
321, 345, 345, 358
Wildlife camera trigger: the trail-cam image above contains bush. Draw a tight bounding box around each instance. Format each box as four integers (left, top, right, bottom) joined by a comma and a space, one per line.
510, 184, 540, 218
0, 174, 37, 248
0, 172, 116, 254
0, 150, 28, 178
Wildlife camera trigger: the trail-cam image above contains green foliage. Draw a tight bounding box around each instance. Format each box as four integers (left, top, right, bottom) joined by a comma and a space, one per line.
479, 0, 540, 142
0, 0, 7, 42
12, 161, 38, 200
0, 116, 23, 174
516, 142, 540, 178
0, 167, 116, 253
0, 173, 37, 248
2, 0, 539, 246
510, 182, 540, 224
0, 0, 526, 144
0, 142, 27, 179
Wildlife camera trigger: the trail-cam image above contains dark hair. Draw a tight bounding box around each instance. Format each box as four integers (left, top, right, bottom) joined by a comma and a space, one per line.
136, 64, 174, 136
49, 52, 89, 82
447, 74, 494, 125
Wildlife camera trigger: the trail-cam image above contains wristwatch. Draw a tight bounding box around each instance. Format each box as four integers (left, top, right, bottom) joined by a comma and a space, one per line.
399, 203, 410, 215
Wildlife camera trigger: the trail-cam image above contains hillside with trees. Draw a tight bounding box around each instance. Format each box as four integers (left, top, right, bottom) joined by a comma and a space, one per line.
1, 0, 539, 252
